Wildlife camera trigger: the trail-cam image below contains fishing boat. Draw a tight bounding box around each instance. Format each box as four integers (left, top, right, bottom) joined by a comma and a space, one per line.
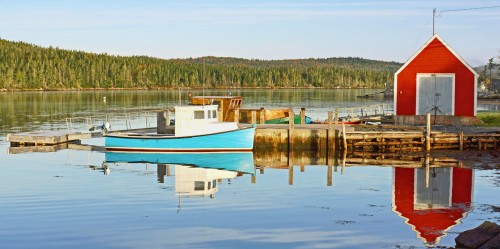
105, 105, 255, 152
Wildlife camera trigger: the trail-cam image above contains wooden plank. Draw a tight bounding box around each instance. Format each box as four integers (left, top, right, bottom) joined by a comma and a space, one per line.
7, 131, 70, 145
255, 124, 354, 131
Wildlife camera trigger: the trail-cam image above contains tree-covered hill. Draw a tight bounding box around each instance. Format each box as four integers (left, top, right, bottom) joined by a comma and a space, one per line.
0, 38, 402, 90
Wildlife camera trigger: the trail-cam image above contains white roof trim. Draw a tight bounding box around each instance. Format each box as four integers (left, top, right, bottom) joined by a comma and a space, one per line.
395, 34, 479, 77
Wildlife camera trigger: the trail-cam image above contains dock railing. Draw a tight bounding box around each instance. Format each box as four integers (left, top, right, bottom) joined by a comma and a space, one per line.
65, 110, 161, 134
332, 104, 392, 120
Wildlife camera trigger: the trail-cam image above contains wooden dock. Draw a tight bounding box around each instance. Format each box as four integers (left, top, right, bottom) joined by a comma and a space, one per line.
6, 128, 157, 147
7, 109, 498, 152
8, 123, 498, 152
7, 130, 102, 146
345, 130, 499, 152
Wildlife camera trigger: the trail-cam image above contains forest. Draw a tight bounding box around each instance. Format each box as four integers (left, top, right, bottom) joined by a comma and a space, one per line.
0, 38, 402, 90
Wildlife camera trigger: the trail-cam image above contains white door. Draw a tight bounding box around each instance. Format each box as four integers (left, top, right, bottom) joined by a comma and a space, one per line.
416, 74, 454, 115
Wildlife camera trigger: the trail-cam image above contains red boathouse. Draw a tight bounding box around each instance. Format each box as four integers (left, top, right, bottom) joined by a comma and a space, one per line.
394, 34, 479, 125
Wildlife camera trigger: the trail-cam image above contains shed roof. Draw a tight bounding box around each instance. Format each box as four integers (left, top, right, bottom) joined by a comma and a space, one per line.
395, 34, 479, 77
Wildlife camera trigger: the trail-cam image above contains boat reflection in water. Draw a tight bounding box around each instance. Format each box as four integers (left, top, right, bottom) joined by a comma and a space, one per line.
392, 166, 473, 247
104, 151, 255, 201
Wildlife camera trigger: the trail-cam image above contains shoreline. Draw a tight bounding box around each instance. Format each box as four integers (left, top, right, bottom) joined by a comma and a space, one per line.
1, 87, 498, 100
0, 86, 384, 92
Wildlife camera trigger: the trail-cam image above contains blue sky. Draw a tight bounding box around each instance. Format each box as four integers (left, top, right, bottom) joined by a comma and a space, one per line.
0, 0, 498, 66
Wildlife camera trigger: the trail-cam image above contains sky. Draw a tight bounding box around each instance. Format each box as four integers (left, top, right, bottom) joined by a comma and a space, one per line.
0, 0, 499, 66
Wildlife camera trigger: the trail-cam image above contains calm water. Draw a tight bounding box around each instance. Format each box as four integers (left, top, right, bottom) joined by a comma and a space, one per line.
0, 89, 499, 249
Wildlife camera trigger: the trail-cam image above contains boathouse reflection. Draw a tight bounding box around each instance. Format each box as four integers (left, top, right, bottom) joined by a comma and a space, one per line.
392, 166, 473, 246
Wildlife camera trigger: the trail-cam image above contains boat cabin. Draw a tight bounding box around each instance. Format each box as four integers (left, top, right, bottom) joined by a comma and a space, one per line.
189, 95, 243, 122
189, 95, 294, 124
174, 105, 239, 137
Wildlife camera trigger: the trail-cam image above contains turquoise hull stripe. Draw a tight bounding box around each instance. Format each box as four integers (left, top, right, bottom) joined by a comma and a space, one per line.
105, 127, 255, 152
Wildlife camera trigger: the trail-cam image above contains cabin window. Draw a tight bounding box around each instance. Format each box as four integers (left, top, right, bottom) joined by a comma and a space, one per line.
207, 182, 212, 190
230, 99, 241, 108
212, 110, 217, 119
194, 181, 205, 190
213, 100, 221, 108
212, 180, 217, 188
208, 110, 212, 118
194, 111, 205, 119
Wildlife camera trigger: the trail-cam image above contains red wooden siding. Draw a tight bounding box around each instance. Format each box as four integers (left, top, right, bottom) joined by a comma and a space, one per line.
396, 37, 476, 116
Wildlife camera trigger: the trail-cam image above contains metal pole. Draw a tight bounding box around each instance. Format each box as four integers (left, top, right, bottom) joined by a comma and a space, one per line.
433, 8, 436, 35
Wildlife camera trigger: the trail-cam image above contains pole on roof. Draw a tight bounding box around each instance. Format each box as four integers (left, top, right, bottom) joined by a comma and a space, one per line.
432, 8, 436, 35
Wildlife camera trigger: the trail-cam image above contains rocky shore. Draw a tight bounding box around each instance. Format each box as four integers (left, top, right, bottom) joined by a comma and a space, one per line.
453, 221, 500, 249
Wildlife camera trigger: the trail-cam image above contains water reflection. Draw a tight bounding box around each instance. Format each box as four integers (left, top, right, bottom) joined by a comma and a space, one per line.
392, 166, 473, 246
156, 163, 246, 212
104, 152, 255, 209
1, 90, 495, 249
105, 152, 255, 174
7, 144, 477, 247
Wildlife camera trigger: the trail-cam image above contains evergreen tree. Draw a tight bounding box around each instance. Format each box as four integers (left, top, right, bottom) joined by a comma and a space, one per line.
0, 38, 402, 90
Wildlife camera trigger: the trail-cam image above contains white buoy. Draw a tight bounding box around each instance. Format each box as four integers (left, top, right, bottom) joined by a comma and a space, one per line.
103, 96, 106, 103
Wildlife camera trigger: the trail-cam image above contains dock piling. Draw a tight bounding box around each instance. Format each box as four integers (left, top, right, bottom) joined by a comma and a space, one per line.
459, 131, 464, 150
328, 111, 334, 152
289, 109, 295, 151
342, 123, 347, 151
234, 108, 240, 123
300, 108, 306, 124
260, 107, 265, 124
334, 108, 339, 124
426, 113, 431, 151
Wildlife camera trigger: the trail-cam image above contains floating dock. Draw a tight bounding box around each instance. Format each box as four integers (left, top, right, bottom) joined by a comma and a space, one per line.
7, 130, 102, 146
